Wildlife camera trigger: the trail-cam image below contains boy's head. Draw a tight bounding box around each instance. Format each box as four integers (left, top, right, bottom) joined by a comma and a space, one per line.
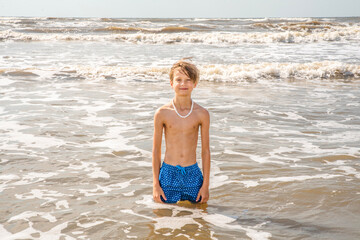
169, 59, 200, 85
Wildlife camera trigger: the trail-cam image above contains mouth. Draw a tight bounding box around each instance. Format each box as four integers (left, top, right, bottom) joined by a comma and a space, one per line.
180, 88, 188, 90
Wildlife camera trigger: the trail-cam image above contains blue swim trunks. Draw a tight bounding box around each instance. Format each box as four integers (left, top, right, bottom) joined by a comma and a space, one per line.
159, 162, 203, 203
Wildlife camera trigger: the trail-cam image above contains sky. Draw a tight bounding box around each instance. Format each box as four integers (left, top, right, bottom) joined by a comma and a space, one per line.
0, 0, 359, 18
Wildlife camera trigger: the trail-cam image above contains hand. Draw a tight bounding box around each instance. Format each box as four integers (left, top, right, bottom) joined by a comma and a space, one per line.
196, 186, 209, 203
153, 184, 167, 203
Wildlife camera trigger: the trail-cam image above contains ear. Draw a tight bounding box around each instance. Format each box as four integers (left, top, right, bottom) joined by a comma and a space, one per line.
170, 80, 173, 87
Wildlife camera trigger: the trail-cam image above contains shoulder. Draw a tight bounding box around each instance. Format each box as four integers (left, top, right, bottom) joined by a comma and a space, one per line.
154, 102, 173, 119
194, 102, 210, 121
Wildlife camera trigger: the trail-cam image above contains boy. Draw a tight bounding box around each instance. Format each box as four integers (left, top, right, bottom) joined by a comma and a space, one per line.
152, 59, 210, 204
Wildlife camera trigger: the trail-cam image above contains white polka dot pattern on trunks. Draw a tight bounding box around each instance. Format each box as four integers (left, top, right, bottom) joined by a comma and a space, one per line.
159, 162, 203, 203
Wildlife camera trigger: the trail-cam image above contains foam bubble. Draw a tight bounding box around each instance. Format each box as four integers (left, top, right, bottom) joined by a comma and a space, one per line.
87, 168, 110, 179
123, 190, 135, 196
56, 200, 69, 209
241, 181, 260, 188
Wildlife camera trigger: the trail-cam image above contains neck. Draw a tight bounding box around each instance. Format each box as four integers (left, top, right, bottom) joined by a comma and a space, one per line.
173, 95, 192, 110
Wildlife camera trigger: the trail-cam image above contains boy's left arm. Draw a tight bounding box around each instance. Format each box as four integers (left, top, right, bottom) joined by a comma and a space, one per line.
196, 109, 210, 203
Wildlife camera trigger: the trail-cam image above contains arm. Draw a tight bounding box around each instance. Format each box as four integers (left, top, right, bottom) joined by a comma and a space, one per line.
152, 108, 167, 202
196, 109, 211, 203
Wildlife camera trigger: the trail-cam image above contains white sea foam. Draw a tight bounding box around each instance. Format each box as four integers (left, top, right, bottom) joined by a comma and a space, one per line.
229, 151, 286, 165
332, 166, 360, 179
5, 60, 359, 84
123, 190, 135, 196
237, 174, 342, 188
88, 125, 151, 156
15, 189, 68, 208
76, 184, 113, 197
0, 174, 20, 180
129, 160, 152, 167
87, 170, 110, 179
260, 174, 341, 182
2, 25, 359, 43
202, 214, 272, 240
9, 211, 57, 222
67, 161, 110, 178
71, 179, 137, 197
1, 221, 74, 240
209, 161, 233, 189
12, 172, 58, 185
0, 120, 66, 150
230, 126, 248, 133
268, 147, 301, 162
0, 78, 14, 86
241, 180, 260, 188
324, 160, 348, 166
56, 200, 70, 209
77, 219, 115, 228
132, 195, 272, 239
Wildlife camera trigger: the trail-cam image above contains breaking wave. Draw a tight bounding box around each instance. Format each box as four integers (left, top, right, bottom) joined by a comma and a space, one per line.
2, 61, 359, 82
1, 28, 359, 44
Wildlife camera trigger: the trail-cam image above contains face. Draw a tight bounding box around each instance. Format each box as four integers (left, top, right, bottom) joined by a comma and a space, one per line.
170, 69, 197, 96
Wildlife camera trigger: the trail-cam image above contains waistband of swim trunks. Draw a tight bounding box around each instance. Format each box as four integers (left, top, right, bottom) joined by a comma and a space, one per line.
162, 162, 199, 172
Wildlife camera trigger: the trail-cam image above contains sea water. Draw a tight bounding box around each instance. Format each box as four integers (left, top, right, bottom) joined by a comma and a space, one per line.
0, 17, 360, 239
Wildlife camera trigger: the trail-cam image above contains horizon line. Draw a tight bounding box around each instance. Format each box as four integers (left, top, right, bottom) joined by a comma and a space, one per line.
1, 15, 360, 19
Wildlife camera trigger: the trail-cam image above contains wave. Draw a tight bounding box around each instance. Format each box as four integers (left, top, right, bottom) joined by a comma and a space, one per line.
2, 61, 359, 82
193, 17, 314, 22
25, 28, 82, 33
95, 26, 193, 33
251, 20, 352, 32
1, 27, 359, 44
198, 62, 360, 82
160, 26, 193, 32
100, 18, 127, 22
95, 26, 152, 33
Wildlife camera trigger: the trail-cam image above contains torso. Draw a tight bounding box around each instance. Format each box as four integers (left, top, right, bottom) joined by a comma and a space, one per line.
160, 101, 204, 167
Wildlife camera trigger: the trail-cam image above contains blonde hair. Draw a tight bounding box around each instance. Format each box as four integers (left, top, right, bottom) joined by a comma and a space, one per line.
169, 58, 200, 84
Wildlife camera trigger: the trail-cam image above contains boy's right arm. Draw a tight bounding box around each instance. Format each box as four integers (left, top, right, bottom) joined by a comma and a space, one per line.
152, 108, 167, 203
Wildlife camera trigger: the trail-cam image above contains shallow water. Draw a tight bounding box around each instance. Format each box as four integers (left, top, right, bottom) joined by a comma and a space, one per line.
1, 76, 360, 239
1, 17, 360, 240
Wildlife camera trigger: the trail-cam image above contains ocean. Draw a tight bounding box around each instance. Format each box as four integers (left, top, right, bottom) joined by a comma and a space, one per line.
0, 17, 359, 239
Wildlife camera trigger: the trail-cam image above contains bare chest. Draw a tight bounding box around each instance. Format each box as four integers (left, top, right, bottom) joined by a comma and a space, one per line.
164, 115, 200, 134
